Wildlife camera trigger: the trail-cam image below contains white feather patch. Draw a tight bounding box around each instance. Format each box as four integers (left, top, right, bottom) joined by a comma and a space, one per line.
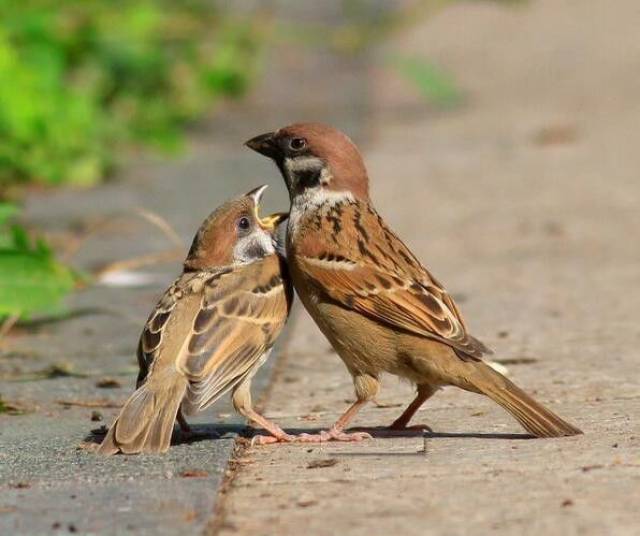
288, 189, 355, 236
233, 230, 274, 264
284, 156, 324, 173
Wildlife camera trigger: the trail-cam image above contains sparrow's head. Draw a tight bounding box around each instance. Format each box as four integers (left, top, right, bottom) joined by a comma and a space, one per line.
245, 123, 369, 202
184, 185, 287, 271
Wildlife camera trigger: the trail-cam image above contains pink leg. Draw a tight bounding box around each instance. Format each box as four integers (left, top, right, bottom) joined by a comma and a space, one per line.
246, 408, 296, 446
297, 400, 372, 443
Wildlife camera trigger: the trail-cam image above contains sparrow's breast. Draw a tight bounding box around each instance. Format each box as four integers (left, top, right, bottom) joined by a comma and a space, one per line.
287, 253, 396, 376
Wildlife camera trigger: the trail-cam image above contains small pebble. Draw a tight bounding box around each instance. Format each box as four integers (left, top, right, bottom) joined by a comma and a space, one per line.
307, 458, 338, 469
179, 469, 209, 478
95, 378, 122, 389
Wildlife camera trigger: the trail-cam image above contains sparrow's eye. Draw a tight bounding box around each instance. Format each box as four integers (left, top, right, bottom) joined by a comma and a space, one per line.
237, 217, 251, 232
289, 137, 307, 151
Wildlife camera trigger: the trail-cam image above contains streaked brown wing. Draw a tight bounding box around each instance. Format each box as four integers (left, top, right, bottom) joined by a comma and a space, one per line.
176, 256, 291, 413
136, 277, 184, 387
296, 201, 489, 359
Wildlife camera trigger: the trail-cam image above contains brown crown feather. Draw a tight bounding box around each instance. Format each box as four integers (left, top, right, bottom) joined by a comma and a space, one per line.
184, 197, 254, 271
279, 123, 370, 201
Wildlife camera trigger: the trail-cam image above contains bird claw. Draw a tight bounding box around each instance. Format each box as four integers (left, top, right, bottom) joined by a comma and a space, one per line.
250, 433, 296, 446
295, 429, 372, 443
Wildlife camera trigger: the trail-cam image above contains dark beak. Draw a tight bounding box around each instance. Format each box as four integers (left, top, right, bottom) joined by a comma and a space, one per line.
245, 131, 278, 159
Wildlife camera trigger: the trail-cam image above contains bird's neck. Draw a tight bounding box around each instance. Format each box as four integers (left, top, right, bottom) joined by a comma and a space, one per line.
287, 188, 355, 240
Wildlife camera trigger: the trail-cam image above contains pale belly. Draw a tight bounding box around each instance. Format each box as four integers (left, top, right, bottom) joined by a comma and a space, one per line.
290, 266, 405, 376
295, 280, 461, 389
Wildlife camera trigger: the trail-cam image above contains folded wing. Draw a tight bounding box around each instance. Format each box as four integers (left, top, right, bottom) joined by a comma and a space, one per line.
177, 258, 291, 413
296, 202, 490, 360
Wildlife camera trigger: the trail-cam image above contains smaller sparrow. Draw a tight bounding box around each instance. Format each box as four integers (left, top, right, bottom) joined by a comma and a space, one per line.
99, 186, 293, 454
246, 123, 582, 442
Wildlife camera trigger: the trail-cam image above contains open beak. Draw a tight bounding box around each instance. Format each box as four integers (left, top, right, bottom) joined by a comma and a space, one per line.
245, 131, 278, 159
245, 184, 288, 231
259, 212, 288, 231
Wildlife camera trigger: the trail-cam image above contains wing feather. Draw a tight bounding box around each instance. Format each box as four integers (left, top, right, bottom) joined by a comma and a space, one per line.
295, 201, 490, 359
177, 257, 291, 413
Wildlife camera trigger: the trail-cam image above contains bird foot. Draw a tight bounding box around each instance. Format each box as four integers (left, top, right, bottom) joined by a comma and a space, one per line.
296, 429, 372, 443
250, 433, 296, 446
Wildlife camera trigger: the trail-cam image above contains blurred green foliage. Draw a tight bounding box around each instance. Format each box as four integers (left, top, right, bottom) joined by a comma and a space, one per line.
0, 201, 77, 318
393, 56, 462, 108
0, 1, 261, 191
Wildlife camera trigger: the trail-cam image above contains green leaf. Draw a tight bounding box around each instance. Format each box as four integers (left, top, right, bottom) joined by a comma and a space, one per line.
393, 56, 462, 108
0, 2, 264, 191
0, 249, 75, 317
0, 203, 18, 225
10, 225, 31, 251
0, 204, 77, 317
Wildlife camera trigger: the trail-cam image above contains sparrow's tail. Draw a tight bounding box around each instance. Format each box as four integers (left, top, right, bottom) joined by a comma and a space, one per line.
464, 362, 582, 438
98, 373, 188, 455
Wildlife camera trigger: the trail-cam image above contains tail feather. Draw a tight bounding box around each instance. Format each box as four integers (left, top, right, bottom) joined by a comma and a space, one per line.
469, 362, 582, 438
98, 376, 188, 455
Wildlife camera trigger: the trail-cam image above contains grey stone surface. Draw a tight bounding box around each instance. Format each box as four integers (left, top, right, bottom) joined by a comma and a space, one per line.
1, 418, 239, 535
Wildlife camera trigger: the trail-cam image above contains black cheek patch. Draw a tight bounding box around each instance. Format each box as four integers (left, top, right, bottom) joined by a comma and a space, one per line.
243, 241, 267, 260
297, 167, 322, 188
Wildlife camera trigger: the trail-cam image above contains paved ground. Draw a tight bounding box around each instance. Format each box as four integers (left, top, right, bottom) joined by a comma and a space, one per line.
215, 1, 640, 535
0, 2, 380, 534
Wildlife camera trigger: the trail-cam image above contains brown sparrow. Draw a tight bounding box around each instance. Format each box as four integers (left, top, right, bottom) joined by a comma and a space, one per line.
99, 186, 293, 454
246, 123, 582, 442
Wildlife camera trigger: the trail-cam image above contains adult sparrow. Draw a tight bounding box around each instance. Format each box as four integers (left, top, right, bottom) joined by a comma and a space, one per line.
246, 123, 582, 441
99, 186, 293, 454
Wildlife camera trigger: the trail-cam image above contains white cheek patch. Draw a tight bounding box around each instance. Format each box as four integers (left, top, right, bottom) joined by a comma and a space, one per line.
284, 156, 332, 187
233, 230, 275, 264
319, 166, 332, 186
284, 156, 325, 174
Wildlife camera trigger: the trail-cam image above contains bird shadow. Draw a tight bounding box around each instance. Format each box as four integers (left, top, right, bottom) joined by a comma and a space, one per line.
84, 423, 248, 447
244, 426, 533, 441
85, 423, 533, 448
349, 427, 533, 440
422, 431, 534, 440
342, 426, 535, 440
328, 429, 533, 458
